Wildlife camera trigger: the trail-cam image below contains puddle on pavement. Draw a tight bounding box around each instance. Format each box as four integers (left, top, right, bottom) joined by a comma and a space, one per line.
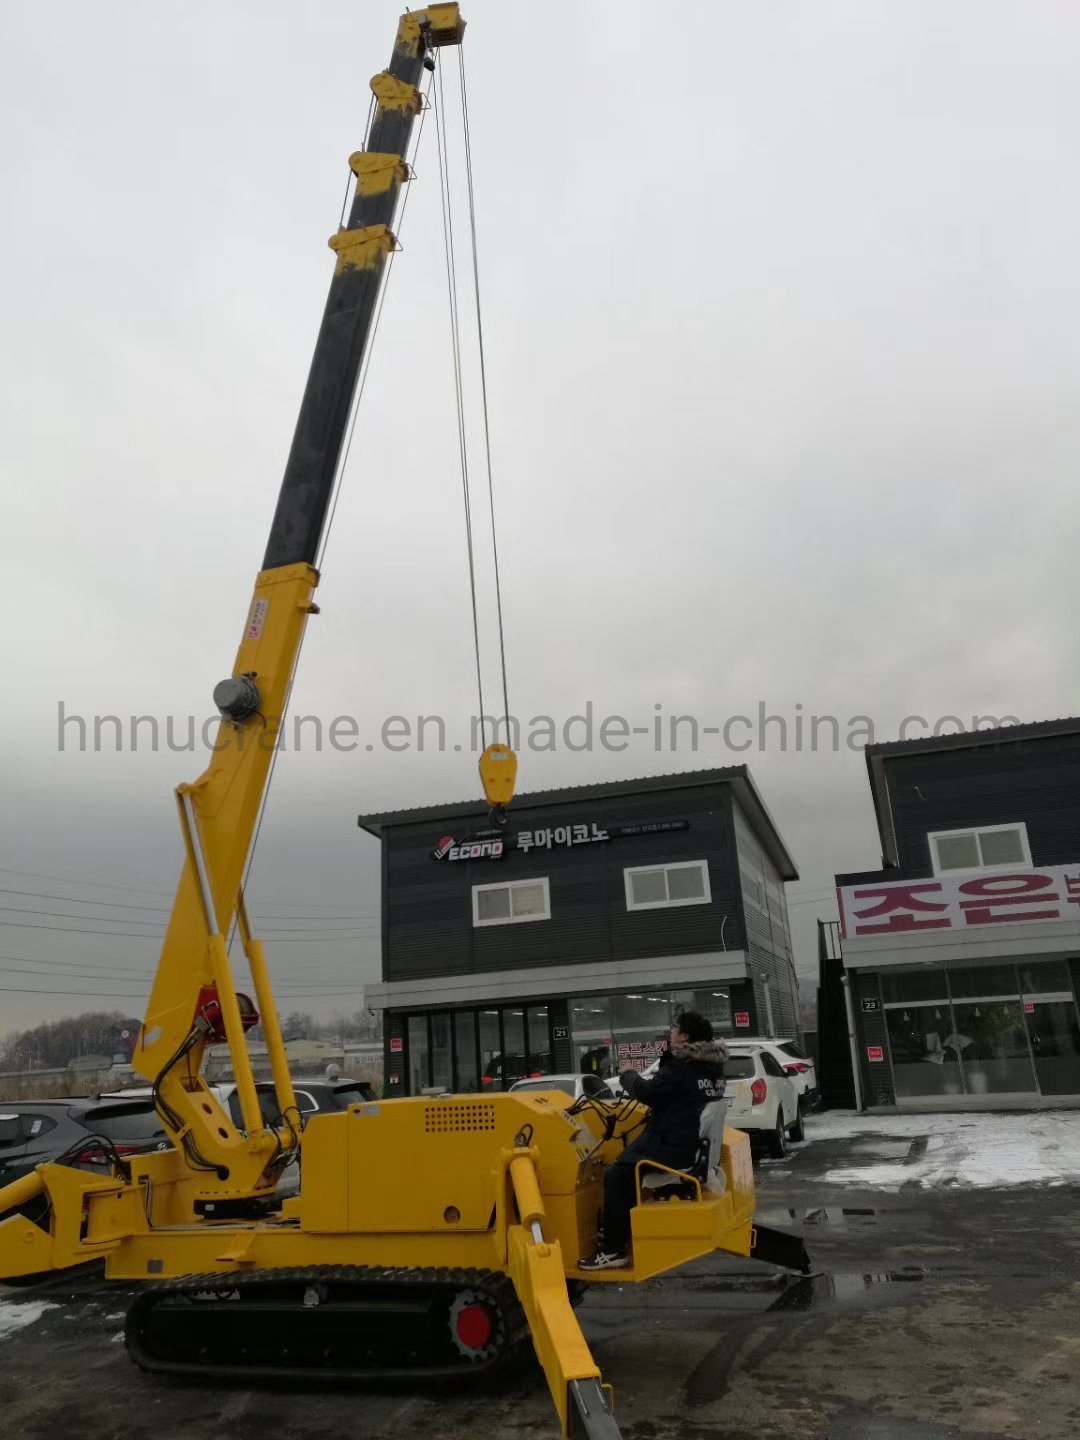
769, 1267, 927, 1311
681, 1266, 929, 1407
755, 1205, 880, 1229
587, 1262, 926, 1321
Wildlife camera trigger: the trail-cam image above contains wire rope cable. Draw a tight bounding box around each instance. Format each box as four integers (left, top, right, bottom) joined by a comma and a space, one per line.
434, 54, 488, 751
458, 43, 511, 738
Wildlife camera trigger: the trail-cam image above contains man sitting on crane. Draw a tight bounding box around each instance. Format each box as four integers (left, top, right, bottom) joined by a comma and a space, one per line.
579, 1012, 728, 1271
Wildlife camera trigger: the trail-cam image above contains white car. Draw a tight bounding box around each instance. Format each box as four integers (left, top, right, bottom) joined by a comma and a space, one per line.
723, 1045, 802, 1158
732, 1037, 818, 1111
509, 1073, 612, 1102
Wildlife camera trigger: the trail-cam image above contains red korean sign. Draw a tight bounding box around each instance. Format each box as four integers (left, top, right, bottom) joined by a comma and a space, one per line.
838, 864, 1080, 939
389, 1037, 403, 1053
1024, 1002, 1035, 1014
734, 1011, 750, 1028
867, 1045, 884, 1063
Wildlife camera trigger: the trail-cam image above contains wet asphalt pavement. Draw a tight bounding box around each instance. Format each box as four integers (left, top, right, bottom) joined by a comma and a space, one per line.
2, 1118, 1078, 1440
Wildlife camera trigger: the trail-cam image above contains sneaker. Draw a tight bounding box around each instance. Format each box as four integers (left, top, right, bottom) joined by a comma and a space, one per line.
578, 1248, 630, 1271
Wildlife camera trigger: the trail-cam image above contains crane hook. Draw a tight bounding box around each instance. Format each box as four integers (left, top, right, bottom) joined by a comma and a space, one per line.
479, 744, 517, 823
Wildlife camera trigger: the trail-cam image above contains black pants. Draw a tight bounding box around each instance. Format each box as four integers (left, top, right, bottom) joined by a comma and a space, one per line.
601, 1133, 694, 1253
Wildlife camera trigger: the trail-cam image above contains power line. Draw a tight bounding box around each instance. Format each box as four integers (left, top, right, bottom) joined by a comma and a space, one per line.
0, 866, 377, 916
0, 951, 380, 982
0, 886, 378, 923
0, 887, 168, 914
0, 918, 378, 943
0, 983, 369, 999
0, 907, 379, 940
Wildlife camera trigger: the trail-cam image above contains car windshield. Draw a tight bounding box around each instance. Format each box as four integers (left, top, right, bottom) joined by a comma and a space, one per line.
512, 1079, 576, 1097
722, 1056, 756, 1079
778, 1041, 809, 1061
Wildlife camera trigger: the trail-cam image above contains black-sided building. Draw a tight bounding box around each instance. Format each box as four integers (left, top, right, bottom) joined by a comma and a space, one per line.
359, 768, 799, 1095
830, 718, 1080, 1110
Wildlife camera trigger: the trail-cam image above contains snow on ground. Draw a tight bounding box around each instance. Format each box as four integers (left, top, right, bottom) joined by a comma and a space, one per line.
801, 1109, 1080, 1190
0, 1298, 57, 1341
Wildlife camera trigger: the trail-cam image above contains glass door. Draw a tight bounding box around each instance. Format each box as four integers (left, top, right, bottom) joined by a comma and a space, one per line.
526, 1006, 552, 1075
950, 1001, 1036, 1095
884, 1004, 964, 1098
1024, 998, 1080, 1095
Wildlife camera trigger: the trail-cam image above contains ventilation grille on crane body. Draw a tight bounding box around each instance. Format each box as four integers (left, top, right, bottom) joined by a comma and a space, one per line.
424, 1102, 497, 1133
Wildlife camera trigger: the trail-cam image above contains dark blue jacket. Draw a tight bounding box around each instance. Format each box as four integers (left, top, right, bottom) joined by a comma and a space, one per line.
620, 1039, 728, 1152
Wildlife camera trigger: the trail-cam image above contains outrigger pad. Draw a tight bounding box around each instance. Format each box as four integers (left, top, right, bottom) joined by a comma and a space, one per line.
750, 1223, 812, 1274
568, 1378, 622, 1439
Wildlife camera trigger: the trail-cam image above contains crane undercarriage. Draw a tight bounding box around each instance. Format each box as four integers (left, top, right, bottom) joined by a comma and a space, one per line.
0, 1090, 804, 1437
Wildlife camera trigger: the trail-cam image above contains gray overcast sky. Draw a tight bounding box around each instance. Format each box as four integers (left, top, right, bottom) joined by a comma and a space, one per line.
3, 1, 1079, 1035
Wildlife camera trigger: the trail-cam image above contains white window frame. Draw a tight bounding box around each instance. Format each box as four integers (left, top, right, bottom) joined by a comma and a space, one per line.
928, 823, 1032, 876
472, 876, 551, 928
623, 859, 712, 912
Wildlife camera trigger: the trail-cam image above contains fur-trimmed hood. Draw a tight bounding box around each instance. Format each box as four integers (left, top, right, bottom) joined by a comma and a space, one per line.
668, 1039, 728, 1064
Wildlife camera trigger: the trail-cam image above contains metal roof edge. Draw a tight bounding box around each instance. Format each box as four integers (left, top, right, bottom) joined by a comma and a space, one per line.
358, 766, 797, 878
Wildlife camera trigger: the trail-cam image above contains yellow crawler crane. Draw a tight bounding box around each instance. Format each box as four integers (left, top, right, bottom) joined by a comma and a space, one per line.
0, 9, 807, 1437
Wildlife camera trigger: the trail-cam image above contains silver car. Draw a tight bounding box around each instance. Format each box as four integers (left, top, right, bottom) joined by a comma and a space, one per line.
508, 1073, 612, 1101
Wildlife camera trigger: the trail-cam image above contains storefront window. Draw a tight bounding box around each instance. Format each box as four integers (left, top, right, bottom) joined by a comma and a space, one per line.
951, 1001, 1036, 1094
885, 1005, 963, 1098
570, 997, 615, 1077
527, 1006, 551, 1074
569, 988, 735, 1080
455, 1011, 479, 1092
479, 1010, 502, 1089
1018, 960, 1073, 995
408, 1015, 429, 1093
610, 993, 671, 1073
502, 1008, 527, 1085
431, 1013, 452, 1091
682, 990, 733, 1034
880, 968, 949, 1005
610, 993, 669, 1035
947, 965, 1020, 1000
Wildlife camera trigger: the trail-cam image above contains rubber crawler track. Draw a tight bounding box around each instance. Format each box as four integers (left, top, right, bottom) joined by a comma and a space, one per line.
125, 1264, 531, 1385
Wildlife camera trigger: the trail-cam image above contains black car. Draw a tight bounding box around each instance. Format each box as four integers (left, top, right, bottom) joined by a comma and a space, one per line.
220, 1077, 376, 1131
0, 1097, 171, 1189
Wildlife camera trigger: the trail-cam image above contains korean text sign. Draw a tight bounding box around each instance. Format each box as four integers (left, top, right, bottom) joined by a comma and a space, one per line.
838, 865, 1080, 939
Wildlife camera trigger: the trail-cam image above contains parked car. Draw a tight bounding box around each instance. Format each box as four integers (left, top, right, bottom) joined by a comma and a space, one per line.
0, 1096, 171, 1191
723, 1045, 803, 1158
232, 1076, 376, 1127
509, 1073, 613, 1102
112, 1077, 375, 1132
730, 1037, 819, 1111
481, 1054, 531, 1089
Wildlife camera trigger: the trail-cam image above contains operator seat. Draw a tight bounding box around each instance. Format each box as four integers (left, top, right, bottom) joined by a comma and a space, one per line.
640, 1099, 729, 1199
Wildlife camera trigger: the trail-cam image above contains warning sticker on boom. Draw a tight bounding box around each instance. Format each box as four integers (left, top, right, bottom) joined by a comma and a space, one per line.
246, 598, 269, 639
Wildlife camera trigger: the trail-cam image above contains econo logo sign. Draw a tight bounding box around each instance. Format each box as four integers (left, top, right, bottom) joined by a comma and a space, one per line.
433, 834, 504, 862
